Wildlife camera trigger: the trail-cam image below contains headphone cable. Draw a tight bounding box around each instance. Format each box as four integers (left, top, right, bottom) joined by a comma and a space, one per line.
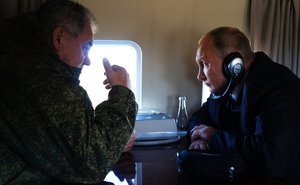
210, 78, 234, 100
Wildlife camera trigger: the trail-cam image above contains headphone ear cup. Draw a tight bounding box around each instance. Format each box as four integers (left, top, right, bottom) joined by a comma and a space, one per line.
223, 52, 244, 79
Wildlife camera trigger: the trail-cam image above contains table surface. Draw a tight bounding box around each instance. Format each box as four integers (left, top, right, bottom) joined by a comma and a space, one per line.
103, 138, 291, 185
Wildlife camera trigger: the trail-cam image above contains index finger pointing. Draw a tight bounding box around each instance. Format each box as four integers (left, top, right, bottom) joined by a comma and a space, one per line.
102, 58, 111, 73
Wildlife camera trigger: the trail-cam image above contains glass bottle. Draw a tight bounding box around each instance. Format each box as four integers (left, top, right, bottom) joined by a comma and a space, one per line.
176, 96, 188, 136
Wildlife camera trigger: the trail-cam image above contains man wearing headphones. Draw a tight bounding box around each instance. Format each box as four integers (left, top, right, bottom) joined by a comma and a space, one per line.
186, 27, 300, 184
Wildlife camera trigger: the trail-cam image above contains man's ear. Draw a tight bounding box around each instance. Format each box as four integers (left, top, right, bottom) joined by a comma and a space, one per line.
52, 27, 64, 50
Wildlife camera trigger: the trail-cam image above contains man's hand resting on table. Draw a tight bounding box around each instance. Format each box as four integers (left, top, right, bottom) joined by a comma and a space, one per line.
123, 130, 136, 152
189, 124, 217, 150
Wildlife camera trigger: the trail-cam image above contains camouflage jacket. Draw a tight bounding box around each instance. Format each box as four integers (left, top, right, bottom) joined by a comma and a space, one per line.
0, 13, 138, 185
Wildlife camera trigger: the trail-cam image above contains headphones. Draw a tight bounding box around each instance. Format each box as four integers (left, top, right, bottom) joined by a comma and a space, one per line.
222, 52, 244, 80
210, 52, 244, 100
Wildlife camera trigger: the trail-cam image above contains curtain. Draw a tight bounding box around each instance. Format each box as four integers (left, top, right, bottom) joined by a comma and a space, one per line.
249, 0, 300, 77
0, 0, 48, 19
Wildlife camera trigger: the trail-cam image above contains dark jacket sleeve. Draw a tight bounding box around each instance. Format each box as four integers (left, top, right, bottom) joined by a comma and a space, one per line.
188, 101, 213, 130
187, 100, 216, 146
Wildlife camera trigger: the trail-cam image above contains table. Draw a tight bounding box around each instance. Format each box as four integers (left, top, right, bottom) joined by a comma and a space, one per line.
104, 140, 181, 185
103, 138, 292, 185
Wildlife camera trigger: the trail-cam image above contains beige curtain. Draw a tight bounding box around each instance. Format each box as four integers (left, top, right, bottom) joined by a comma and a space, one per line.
0, 0, 48, 19
249, 0, 300, 77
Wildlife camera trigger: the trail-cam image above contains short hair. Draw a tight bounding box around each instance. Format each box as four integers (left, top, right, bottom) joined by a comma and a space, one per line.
38, 0, 97, 39
203, 27, 253, 60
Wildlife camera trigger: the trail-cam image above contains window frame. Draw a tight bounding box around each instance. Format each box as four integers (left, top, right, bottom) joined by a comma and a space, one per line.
79, 39, 142, 108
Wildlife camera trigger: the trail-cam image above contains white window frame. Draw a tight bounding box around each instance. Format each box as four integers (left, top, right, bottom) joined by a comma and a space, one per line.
79, 40, 142, 108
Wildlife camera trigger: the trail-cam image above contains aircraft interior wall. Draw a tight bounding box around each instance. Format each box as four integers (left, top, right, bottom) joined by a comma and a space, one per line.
79, 0, 249, 117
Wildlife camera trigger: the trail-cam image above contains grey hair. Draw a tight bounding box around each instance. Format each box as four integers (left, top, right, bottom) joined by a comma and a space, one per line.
205, 27, 253, 61
38, 0, 97, 39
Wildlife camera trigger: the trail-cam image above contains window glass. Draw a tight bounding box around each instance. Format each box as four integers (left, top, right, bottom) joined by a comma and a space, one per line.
201, 83, 210, 104
80, 40, 142, 108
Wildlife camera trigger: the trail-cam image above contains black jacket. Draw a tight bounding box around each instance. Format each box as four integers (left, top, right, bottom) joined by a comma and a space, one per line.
189, 52, 300, 184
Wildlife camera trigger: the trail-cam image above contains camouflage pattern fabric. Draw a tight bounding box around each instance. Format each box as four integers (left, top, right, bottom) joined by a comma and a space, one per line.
0, 12, 138, 185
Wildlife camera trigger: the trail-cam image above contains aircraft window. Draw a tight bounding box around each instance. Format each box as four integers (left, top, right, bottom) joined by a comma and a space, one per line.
79, 40, 142, 108
202, 83, 210, 104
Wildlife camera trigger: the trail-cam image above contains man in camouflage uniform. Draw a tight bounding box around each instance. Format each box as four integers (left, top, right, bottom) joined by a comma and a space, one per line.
0, 0, 138, 184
